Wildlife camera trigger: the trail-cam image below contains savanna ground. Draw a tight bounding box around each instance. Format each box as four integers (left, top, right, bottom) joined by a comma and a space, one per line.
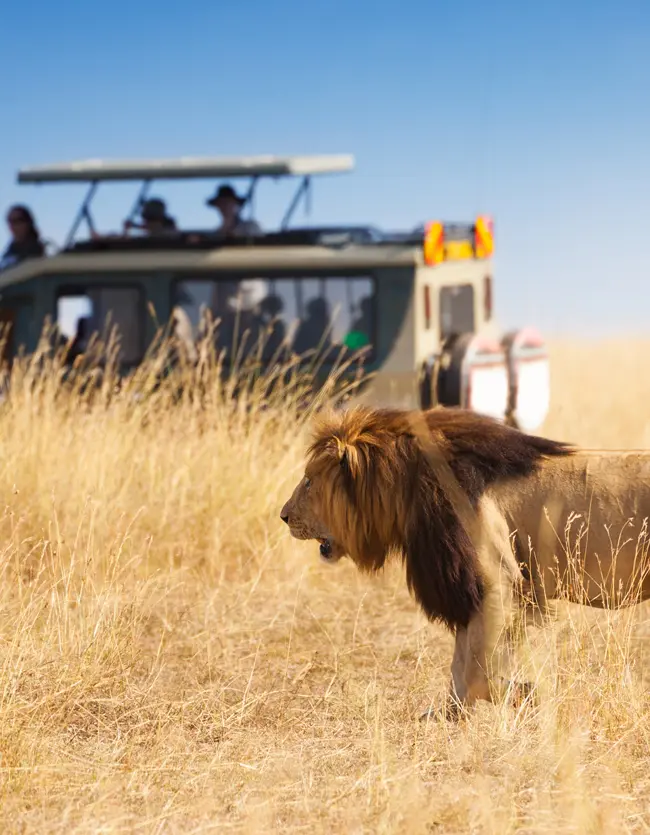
2, 335, 650, 833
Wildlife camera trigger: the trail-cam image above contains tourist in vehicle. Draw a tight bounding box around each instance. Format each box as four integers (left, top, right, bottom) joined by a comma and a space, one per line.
124, 198, 178, 237
68, 316, 91, 362
257, 293, 287, 358
292, 297, 333, 356
205, 184, 262, 237
345, 295, 372, 348
171, 306, 198, 364
1, 204, 45, 270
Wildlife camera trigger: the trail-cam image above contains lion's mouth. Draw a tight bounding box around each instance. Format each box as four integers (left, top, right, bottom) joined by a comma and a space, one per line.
318, 537, 343, 564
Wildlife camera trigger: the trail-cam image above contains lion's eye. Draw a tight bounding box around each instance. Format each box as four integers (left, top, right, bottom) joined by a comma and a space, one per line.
304, 477, 311, 489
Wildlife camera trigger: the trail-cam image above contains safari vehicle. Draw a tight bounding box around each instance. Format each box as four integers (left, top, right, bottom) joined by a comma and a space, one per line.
0, 153, 550, 431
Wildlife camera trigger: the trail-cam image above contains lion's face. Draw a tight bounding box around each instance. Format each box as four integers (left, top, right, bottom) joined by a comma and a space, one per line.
280, 407, 416, 570
280, 470, 347, 564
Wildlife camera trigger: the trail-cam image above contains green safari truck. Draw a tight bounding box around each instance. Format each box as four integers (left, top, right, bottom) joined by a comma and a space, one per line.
0, 153, 550, 431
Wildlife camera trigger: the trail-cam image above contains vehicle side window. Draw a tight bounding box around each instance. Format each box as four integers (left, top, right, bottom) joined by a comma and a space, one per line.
439, 284, 475, 340
291, 277, 373, 355
56, 286, 143, 364
173, 275, 376, 362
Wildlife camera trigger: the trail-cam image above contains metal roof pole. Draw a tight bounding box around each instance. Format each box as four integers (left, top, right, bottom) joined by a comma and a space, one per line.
242, 176, 258, 220
64, 181, 99, 249
124, 179, 152, 226
280, 175, 310, 230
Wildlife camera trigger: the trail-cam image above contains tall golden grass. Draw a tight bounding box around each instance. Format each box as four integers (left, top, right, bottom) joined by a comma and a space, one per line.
0, 328, 649, 833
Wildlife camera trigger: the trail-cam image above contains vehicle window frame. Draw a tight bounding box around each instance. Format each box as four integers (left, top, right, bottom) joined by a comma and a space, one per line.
169, 270, 379, 365
439, 282, 475, 341
0, 293, 34, 363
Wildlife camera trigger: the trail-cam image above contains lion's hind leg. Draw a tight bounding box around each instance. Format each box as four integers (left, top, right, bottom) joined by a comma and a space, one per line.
452, 508, 537, 716
480, 574, 543, 714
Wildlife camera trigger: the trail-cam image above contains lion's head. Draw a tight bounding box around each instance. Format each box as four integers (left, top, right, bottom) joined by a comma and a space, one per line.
280, 407, 418, 568
280, 405, 573, 631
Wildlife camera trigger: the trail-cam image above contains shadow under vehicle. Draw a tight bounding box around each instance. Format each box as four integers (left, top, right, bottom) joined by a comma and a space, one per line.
0, 153, 550, 431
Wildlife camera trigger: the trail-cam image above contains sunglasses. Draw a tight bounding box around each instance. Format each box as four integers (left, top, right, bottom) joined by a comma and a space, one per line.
7, 216, 27, 226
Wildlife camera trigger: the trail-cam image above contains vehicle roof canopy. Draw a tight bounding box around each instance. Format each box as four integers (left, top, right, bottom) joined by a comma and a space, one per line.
15, 153, 356, 247
17, 154, 355, 184
5, 153, 495, 281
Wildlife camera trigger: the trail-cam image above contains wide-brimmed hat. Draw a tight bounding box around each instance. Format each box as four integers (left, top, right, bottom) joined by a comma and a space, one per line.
206, 184, 246, 207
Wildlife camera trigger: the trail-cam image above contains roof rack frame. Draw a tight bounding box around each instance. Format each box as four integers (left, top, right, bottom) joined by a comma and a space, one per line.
17, 154, 355, 247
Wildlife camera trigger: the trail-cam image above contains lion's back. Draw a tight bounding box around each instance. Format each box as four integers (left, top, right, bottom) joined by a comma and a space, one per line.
487, 450, 650, 603
491, 450, 650, 527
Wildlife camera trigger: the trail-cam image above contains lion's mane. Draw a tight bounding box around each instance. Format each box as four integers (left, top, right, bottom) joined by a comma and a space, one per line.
306, 406, 574, 631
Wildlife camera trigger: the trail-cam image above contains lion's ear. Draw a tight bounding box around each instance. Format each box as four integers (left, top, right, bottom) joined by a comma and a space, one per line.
337, 441, 359, 483
337, 442, 360, 500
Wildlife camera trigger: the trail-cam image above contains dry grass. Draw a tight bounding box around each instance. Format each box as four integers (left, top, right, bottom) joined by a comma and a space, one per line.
0, 332, 649, 833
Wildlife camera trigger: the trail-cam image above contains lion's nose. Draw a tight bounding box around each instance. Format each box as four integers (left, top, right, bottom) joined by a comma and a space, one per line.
280, 512, 289, 525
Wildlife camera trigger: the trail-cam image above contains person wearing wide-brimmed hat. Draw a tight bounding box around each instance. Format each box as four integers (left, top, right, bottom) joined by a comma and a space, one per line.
205, 184, 262, 237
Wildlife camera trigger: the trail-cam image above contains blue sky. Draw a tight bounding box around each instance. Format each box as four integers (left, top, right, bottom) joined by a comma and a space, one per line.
1, 0, 648, 336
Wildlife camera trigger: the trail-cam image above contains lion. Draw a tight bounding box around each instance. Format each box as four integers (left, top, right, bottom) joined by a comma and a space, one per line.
280, 405, 650, 718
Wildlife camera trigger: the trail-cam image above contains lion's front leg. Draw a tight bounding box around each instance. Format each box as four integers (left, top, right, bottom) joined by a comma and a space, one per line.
420, 614, 492, 722
420, 499, 537, 722
449, 613, 493, 715
444, 626, 470, 719
420, 583, 532, 721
